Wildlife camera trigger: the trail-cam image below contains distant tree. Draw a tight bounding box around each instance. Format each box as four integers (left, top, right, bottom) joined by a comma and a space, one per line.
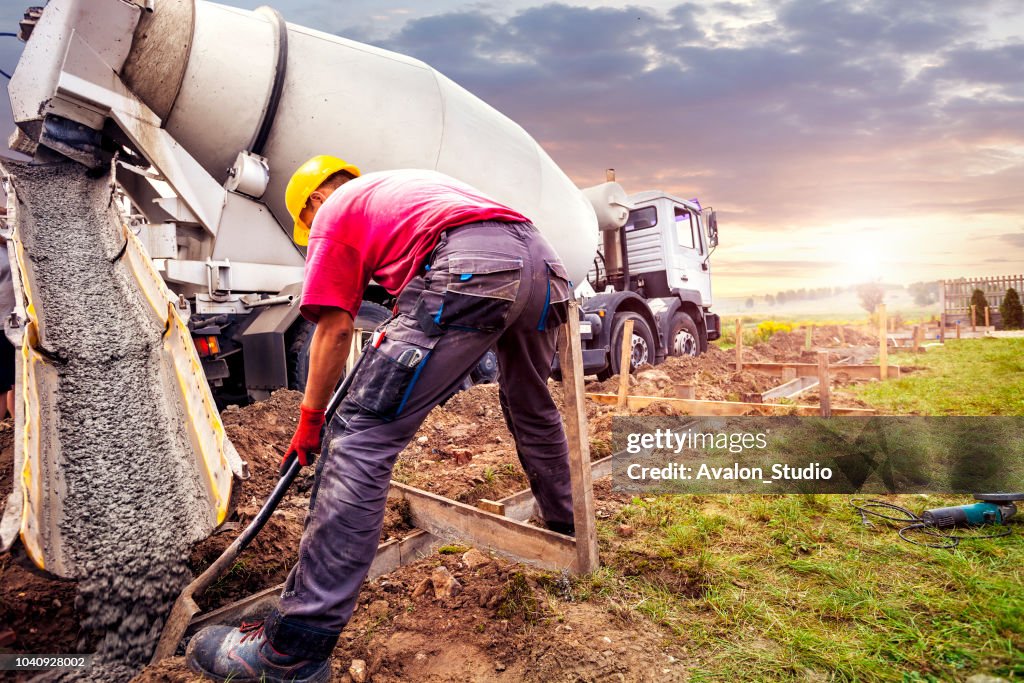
857, 282, 885, 313
970, 289, 989, 315
776, 292, 788, 305
1000, 288, 1023, 329
765, 294, 775, 306
908, 281, 939, 307
745, 297, 754, 309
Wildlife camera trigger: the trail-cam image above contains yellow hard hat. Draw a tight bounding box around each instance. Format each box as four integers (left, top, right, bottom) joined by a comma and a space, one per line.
285, 155, 361, 245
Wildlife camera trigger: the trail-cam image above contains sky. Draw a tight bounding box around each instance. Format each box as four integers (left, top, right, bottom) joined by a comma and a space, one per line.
2, 0, 1023, 297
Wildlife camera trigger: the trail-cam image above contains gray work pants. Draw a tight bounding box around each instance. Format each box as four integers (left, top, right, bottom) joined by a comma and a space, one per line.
266, 221, 574, 659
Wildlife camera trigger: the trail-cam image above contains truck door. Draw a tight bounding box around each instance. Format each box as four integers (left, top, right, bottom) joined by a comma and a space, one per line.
668, 207, 712, 305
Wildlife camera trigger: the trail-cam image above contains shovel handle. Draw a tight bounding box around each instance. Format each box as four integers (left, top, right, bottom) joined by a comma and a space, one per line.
185, 349, 368, 594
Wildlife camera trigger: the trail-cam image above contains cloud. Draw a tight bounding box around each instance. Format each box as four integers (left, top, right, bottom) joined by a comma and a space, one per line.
346, 0, 1024, 240
3, 0, 1021, 291
996, 232, 1024, 248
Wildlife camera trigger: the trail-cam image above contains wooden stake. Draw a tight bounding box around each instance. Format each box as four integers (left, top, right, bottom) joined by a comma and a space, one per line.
985, 306, 990, 328
805, 324, 813, 350
557, 301, 599, 574
878, 304, 888, 381
735, 318, 743, 372
345, 328, 363, 376
616, 318, 634, 411
956, 321, 961, 340
837, 325, 846, 344
818, 352, 831, 417
971, 304, 977, 331
939, 313, 945, 343
911, 325, 921, 353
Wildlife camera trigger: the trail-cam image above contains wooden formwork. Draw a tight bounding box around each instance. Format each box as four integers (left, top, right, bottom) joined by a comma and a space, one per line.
587, 393, 875, 416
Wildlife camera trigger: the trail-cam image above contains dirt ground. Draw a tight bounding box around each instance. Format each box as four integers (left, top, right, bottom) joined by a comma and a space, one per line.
587, 331, 886, 408
0, 328, 894, 681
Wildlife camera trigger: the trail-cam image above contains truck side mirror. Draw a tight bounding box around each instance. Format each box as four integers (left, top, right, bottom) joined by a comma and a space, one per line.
707, 210, 719, 248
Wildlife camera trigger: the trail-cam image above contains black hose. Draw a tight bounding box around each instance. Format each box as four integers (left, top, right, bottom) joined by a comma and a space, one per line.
250, 7, 288, 156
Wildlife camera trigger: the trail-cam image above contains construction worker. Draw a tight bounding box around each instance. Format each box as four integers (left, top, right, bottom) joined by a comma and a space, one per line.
186, 156, 576, 682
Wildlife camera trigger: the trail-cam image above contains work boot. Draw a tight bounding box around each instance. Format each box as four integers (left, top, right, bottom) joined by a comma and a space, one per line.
185, 620, 331, 683
546, 520, 575, 537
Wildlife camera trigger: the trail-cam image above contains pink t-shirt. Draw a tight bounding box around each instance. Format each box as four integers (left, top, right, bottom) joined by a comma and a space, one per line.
301, 169, 528, 321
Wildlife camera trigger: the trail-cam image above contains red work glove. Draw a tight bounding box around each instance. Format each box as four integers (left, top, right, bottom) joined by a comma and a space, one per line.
282, 405, 326, 471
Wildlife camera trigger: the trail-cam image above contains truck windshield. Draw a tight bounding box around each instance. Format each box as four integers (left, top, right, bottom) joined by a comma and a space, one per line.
624, 206, 657, 232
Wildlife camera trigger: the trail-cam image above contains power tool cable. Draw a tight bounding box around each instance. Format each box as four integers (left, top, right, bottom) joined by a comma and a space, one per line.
850, 498, 1013, 549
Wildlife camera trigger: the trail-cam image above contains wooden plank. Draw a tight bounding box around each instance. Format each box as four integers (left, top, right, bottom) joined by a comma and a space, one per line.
739, 362, 901, 380
389, 481, 578, 572
185, 529, 439, 635
761, 375, 818, 401
586, 392, 876, 416
557, 301, 600, 574
878, 303, 888, 381
781, 366, 797, 383
478, 499, 505, 516
818, 351, 831, 418
617, 318, 634, 410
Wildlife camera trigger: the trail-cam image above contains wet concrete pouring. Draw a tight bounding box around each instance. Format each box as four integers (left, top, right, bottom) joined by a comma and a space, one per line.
2, 163, 216, 680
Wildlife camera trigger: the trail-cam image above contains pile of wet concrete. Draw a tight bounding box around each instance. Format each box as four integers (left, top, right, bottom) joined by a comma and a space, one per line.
6, 162, 215, 680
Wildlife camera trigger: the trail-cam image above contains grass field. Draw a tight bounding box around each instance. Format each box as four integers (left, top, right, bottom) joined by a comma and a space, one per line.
577, 337, 1024, 682
855, 338, 1024, 416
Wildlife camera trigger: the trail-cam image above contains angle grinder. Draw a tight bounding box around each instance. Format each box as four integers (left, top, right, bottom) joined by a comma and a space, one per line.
920, 493, 1024, 528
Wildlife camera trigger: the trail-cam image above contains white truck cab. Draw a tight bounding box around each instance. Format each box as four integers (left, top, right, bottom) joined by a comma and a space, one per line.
579, 187, 721, 379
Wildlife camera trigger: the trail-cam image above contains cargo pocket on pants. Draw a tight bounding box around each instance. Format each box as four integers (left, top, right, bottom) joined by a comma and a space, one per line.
347, 319, 435, 421
438, 253, 523, 332
538, 259, 572, 331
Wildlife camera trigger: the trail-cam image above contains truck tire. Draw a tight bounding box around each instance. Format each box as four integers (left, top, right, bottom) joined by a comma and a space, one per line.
598, 312, 655, 380
470, 349, 499, 384
287, 300, 392, 392
669, 311, 701, 357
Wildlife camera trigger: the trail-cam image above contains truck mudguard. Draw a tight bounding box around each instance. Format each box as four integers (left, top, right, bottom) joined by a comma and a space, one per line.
582, 290, 662, 358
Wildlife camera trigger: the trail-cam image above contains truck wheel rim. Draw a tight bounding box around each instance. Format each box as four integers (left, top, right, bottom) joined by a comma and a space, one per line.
631, 333, 649, 368
674, 330, 698, 356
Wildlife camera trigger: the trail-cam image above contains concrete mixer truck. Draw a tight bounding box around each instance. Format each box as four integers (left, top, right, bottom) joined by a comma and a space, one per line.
6, 0, 721, 405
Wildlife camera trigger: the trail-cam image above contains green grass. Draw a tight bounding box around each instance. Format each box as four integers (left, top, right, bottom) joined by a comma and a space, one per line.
575, 493, 1024, 682
558, 337, 1024, 681
853, 338, 1024, 416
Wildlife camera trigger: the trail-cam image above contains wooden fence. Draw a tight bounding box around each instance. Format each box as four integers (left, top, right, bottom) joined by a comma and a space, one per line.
941, 274, 1023, 326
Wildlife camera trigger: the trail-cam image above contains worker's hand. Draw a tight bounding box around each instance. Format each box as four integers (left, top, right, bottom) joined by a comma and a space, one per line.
282, 405, 327, 472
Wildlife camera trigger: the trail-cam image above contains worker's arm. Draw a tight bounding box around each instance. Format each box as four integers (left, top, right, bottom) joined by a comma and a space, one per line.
286, 307, 354, 467
302, 306, 355, 410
